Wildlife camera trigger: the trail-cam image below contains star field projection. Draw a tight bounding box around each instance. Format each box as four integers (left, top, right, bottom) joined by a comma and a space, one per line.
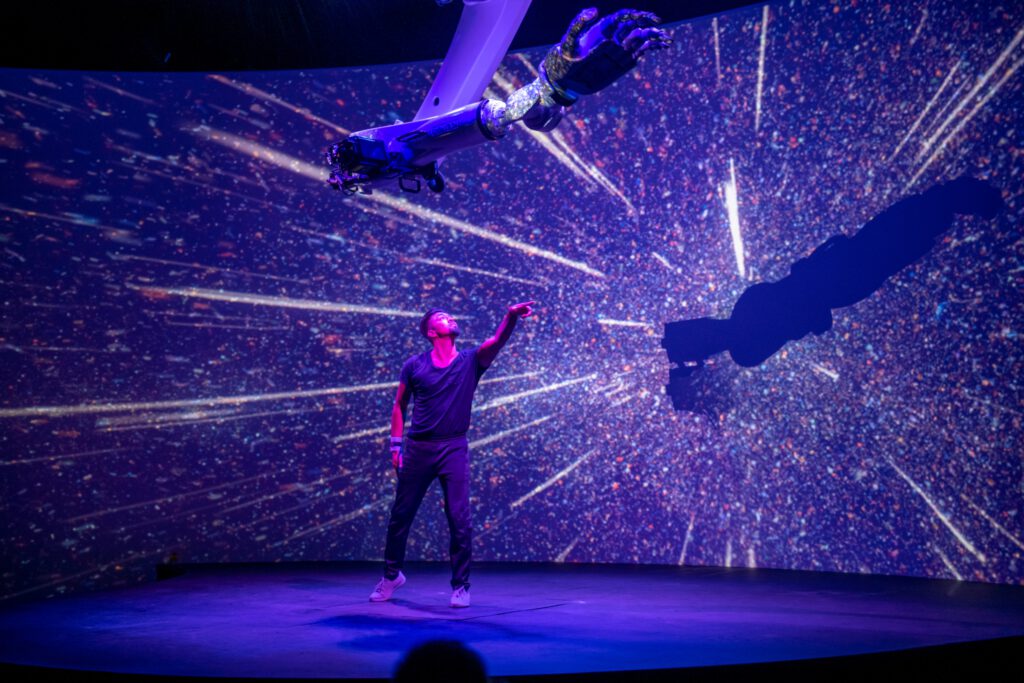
2, 0, 1023, 600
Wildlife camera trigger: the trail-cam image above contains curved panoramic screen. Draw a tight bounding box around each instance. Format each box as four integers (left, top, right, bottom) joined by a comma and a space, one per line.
2, 0, 1023, 600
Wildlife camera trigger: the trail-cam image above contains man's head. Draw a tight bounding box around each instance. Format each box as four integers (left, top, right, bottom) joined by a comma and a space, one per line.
420, 308, 460, 340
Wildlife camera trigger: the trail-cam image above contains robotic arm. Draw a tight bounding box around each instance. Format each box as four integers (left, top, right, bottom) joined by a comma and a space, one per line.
326, 6, 669, 195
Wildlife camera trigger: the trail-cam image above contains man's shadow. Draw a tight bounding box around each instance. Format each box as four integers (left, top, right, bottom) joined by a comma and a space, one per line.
661, 176, 1006, 412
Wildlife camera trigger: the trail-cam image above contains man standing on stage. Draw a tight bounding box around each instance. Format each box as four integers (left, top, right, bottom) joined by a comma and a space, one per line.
370, 301, 535, 608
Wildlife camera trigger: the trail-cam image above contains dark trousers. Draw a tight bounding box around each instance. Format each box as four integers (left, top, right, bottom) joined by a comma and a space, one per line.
384, 436, 471, 589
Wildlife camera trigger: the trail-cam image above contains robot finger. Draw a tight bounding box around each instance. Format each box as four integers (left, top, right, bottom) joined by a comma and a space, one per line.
608, 9, 661, 26
631, 37, 671, 60
622, 27, 667, 52
612, 15, 661, 45
562, 7, 602, 57
618, 26, 659, 51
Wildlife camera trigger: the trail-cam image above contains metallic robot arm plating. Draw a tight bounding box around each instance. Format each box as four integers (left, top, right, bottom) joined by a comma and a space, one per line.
326, 5, 669, 195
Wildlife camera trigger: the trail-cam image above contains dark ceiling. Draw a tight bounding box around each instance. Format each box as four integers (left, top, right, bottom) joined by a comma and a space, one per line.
1, 0, 762, 72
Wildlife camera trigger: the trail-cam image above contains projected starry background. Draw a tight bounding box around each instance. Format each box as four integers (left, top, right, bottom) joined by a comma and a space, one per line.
2, 0, 1023, 600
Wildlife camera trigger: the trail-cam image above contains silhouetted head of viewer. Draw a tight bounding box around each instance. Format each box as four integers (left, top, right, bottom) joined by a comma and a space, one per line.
393, 639, 487, 683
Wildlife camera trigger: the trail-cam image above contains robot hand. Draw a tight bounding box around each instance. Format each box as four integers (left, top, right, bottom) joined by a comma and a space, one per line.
542, 8, 671, 104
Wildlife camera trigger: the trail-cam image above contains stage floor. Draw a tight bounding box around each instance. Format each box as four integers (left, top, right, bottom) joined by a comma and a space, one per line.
1, 562, 1023, 680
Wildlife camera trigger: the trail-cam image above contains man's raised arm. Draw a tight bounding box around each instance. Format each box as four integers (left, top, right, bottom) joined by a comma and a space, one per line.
477, 301, 535, 369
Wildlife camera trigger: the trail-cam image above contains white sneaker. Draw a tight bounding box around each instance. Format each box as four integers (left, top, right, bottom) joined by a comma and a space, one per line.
369, 572, 406, 602
450, 585, 470, 608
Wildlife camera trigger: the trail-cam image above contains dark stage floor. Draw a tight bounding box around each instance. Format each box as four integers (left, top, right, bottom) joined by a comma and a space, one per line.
1, 562, 1023, 680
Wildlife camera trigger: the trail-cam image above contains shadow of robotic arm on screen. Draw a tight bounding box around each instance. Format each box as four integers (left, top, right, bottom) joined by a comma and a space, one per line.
661, 176, 1007, 414
324, 2, 670, 196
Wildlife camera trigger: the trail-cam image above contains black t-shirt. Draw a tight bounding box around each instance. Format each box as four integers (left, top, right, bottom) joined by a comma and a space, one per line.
400, 346, 488, 441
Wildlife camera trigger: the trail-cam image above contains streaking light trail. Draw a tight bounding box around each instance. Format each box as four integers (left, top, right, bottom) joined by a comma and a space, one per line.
932, 544, 964, 580
2, 345, 124, 354
0, 203, 136, 240
724, 159, 746, 278
124, 283, 423, 318
712, 17, 722, 84
609, 393, 635, 408
190, 126, 607, 277
479, 371, 542, 385
84, 77, 158, 105
66, 472, 274, 522
811, 363, 839, 381
961, 494, 1024, 551
887, 458, 986, 563
290, 226, 545, 286
274, 500, 389, 546
555, 534, 583, 562
488, 73, 597, 190
922, 76, 970, 142
332, 425, 390, 443
909, 7, 928, 46
207, 74, 351, 135
678, 513, 696, 565
0, 382, 396, 419
598, 318, 654, 329
1, 447, 127, 466
162, 321, 290, 332
511, 448, 597, 508
651, 251, 676, 272
330, 374, 550, 444
469, 415, 553, 449
97, 405, 347, 433
906, 25, 1024, 189
0, 88, 92, 115
906, 52, 1024, 189
502, 59, 638, 214
476, 374, 598, 411
916, 25, 1024, 162
755, 5, 769, 133
217, 475, 352, 518
109, 253, 311, 285
188, 125, 326, 180
888, 60, 961, 161
368, 180, 608, 278
550, 129, 637, 215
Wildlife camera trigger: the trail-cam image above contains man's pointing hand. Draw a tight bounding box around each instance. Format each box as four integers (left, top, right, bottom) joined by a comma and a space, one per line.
508, 301, 536, 318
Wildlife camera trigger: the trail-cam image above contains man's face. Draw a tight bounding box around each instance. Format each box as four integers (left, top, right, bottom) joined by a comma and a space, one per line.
428, 311, 460, 339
